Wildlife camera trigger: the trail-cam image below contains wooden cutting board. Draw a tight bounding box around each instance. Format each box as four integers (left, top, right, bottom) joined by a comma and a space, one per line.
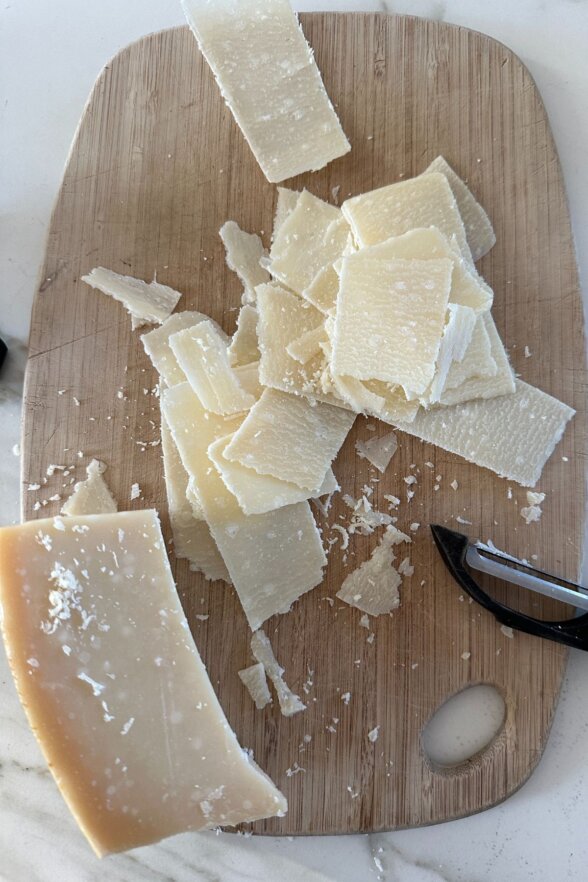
22, 14, 586, 835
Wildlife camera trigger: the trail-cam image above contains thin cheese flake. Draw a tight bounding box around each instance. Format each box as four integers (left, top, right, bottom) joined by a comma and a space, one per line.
355, 431, 398, 474
233, 361, 264, 400
220, 221, 270, 302
161, 383, 326, 630
394, 380, 574, 487
444, 315, 497, 391
286, 325, 328, 364
208, 434, 338, 515
256, 283, 349, 408
0, 511, 287, 855
425, 156, 496, 261
251, 630, 306, 717
61, 460, 117, 517
161, 413, 230, 582
223, 388, 355, 493
273, 188, 301, 240
81, 267, 182, 329
228, 305, 260, 366
439, 314, 515, 406
269, 190, 346, 294
357, 227, 492, 314
336, 525, 411, 615
332, 256, 453, 394
421, 304, 477, 405
341, 173, 473, 262
238, 662, 272, 709
181, 0, 350, 183
169, 320, 255, 415
141, 311, 211, 385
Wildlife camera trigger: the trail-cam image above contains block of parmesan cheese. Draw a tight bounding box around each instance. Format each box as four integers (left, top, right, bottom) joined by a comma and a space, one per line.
208, 434, 337, 515
181, 0, 350, 183
341, 173, 473, 262
220, 221, 270, 303
438, 314, 515, 406
169, 320, 255, 415
357, 227, 493, 314
269, 191, 348, 295
228, 305, 260, 367
251, 630, 306, 717
223, 388, 355, 493
425, 156, 496, 261
256, 282, 349, 408
61, 459, 117, 517
273, 188, 301, 240
332, 256, 453, 394
141, 311, 212, 386
394, 380, 574, 486
336, 525, 411, 615
444, 314, 497, 390
161, 382, 327, 629
161, 413, 230, 582
81, 267, 182, 330
238, 662, 272, 710
0, 510, 287, 856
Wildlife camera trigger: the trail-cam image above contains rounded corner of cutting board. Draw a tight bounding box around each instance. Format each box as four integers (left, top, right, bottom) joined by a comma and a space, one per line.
22, 13, 585, 835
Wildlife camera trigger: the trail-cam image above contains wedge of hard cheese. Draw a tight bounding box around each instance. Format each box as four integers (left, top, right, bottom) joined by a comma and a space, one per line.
0, 511, 286, 856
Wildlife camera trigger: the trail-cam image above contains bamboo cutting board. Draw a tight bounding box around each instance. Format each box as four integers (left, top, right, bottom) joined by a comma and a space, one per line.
22, 15, 586, 834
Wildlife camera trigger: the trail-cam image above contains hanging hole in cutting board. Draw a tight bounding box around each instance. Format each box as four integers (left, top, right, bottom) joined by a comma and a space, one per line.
422, 684, 506, 770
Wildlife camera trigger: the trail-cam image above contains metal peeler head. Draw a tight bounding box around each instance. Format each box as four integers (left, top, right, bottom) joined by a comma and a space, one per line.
430, 525, 588, 652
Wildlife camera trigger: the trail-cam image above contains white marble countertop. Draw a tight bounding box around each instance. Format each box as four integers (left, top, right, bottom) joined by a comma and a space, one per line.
2, 1, 588, 880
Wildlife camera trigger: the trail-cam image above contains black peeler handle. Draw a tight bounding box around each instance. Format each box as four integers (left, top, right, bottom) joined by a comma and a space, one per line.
0, 338, 6, 373
431, 525, 588, 652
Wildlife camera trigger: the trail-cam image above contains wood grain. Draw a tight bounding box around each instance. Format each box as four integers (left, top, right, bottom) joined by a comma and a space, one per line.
22, 15, 586, 834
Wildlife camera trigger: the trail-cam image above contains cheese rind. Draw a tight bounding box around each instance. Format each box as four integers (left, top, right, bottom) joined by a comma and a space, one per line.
238, 662, 272, 709
141, 311, 213, 386
61, 459, 117, 517
394, 380, 574, 487
220, 222, 270, 302
81, 267, 182, 329
251, 630, 306, 717
223, 388, 355, 493
0, 511, 287, 856
161, 413, 230, 582
209, 434, 338, 515
341, 173, 473, 262
332, 256, 453, 394
181, 0, 350, 183
161, 383, 327, 630
425, 156, 496, 261
170, 320, 255, 415
228, 305, 260, 367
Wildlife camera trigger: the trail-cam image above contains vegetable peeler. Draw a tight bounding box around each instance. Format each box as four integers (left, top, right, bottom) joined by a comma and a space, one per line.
431, 525, 588, 651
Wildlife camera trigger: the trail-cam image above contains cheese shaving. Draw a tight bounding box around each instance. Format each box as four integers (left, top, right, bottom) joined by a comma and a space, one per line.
251, 630, 306, 717
81, 267, 182, 329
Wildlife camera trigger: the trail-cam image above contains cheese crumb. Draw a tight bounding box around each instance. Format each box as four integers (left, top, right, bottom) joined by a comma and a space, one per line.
500, 625, 514, 639
359, 614, 370, 629
368, 726, 380, 743
461, 651, 471, 660
130, 482, 141, 501
450, 480, 459, 490
521, 491, 545, 525
341, 692, 351, 705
